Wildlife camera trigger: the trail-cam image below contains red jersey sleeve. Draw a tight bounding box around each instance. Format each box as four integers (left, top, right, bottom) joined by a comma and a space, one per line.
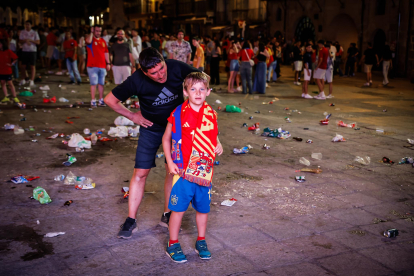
9, 50, 18, 60
167, 109, 176, 133
103, 40, 109, 53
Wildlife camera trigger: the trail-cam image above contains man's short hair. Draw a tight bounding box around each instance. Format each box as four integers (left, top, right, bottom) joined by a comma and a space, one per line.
177, 29, 185, 36
192, 36, 200, 42
93, 24, 102, 29
139, 47, 165, 73
25, 20, 32, 25
183, 72, 209, 92
317, 39, 325, 45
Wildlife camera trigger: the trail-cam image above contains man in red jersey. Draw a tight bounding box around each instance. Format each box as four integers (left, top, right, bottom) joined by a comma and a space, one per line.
313, 40, 329, 100
85, 25, 110, 108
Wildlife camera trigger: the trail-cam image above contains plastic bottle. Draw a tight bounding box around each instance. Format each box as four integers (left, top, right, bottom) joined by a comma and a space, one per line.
311, 153, 322, 160
299, 157, 310, 166
91, 133, 98, 145
225, 105, 241, 113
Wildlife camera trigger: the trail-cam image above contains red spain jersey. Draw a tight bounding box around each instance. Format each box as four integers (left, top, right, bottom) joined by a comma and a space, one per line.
86, 37, 108, 68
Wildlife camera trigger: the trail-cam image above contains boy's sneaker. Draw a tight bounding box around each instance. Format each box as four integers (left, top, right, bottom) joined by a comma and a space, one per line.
19, 79, 26, 86
166, 242, 187, 263
326, 94, 334, 99
29, 80, 35, 87
1, 97, 10, 103
91, 99, 97, 108
303, 94, 313, 99
98, 99, 106, 107
117, 217, 137, 239
159, 211, 171, 228
314, 92, 326, 100
13, 97, 20, 103
195, 240, 211, 260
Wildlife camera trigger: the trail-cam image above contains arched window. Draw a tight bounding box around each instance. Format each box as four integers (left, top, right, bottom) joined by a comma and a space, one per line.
276, 8, 282, 21
295, 17, 315, 43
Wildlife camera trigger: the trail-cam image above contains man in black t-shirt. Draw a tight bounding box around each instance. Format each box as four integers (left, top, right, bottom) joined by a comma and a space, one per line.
360, 42, 379, 86
344, 43, 359, 77
104, 48, 205, 239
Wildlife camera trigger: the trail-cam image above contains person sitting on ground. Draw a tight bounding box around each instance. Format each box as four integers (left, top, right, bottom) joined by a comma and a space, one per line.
0, 39, 19, 103
162, 72, 223, 263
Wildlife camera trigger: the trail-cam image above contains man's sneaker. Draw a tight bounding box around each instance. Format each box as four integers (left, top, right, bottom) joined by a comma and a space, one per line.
29, 80, 35, 87
303, 94, 313, 99
383, 82, 389, 86
301, 93, 305, 98
326, 94, 334, 99
69, 80, 76, 85
314, 92, 326, 100
195, 240, 211, 260
159, 211, 171, 228
363, 82, 370, 86
296, 82, 301, 86
91, 99, 97, 108
166, 242, 187, 263
98, 99, 106, 107
117, 217, 137, 239
19, 79, 26, 86
55, 71, 63, 75
13, 97, 20, 103
1, 97, 10, 103
236, 86, 242, 92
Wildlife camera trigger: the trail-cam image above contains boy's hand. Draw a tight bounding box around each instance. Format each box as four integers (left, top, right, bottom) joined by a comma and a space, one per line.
214, 142, 223, 156
168, 162, 179, 175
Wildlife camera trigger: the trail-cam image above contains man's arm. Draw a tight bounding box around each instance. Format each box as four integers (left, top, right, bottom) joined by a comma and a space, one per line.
129, 53, 136, 73
104, 52, 110, 71
85, 27, 93, 44
104, 92, 153, 128
187, 52, 191, 64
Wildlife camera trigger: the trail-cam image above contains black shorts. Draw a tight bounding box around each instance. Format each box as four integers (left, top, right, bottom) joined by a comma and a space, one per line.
135, 127, 167, 169
21, 52, 37, 66
0, 74, 12, 81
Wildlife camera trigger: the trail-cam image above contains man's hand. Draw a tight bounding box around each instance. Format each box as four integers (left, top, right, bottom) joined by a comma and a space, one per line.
106, 64, 111, 71
215, 142, 223, 156
131, 67, 136, 74
130, 110, 153, 128
167, 161, 179, 175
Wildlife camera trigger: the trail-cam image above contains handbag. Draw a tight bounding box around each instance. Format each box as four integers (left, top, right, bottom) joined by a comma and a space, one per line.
245, 49, 255, 66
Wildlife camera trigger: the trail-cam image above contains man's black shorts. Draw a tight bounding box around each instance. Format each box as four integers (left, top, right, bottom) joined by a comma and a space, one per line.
135, 127, 166, 169
0, 74, 12, 81
21, 52, 37, 66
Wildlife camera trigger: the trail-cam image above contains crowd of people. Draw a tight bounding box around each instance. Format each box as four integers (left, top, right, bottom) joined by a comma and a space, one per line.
0, 22, 394, 105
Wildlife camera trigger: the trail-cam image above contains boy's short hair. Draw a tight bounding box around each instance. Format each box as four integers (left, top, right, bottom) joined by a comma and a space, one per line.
183, 72, 209, 91
192, 36, 200, 42
317, 39, 325, 45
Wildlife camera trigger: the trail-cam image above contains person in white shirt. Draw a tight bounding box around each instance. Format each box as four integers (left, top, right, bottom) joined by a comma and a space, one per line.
131, 29, 141, 67
19, 20, 40, 86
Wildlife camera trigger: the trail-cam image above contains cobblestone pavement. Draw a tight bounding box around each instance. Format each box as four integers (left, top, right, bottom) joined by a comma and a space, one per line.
0, 66, 413, 276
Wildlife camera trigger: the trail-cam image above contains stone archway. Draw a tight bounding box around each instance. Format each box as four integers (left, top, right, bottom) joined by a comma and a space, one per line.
329, 14, 358, 55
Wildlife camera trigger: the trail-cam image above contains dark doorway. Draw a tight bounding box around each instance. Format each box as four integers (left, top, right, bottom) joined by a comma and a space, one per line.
295, 17, 316, 44
373, 29, 386, 70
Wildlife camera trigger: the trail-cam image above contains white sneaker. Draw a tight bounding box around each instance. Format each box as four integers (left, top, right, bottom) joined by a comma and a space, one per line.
19, 79, 26, 86
326, 94, 334, 99
293, 82, 297, 85
303, 94, 313, 99
296, 82, 301, 86
236, 86, 242, 92
55, 71, 63, 75
265, 83, 269, 88
314, 92, 326, 100
29, 80, 35, 87
301, 93, 305, 98
363, 82, 370, 86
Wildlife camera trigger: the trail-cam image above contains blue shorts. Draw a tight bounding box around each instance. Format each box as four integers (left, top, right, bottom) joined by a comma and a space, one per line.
229, 59, 240, 72
168, 176, 212, 213
87, 67, 107, 86
135, 127, 166, 169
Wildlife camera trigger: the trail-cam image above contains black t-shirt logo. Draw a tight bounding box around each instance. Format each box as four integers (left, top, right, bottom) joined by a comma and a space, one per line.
153, 87, 178, 106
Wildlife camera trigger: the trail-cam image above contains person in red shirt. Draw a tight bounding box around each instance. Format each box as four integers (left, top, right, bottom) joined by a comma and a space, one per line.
238, 42, 254, 94
85, 25, 110, 107
63, 31, 81, 85
46, 28, 58, 69
0, 39, 19, 103
313, 40, 329, 100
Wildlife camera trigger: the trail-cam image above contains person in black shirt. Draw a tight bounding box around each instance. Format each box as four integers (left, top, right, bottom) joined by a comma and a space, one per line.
104, 48, 221, 239
344, 43, 359, 77
302, 44, 313, 99
360, 42, 379, 86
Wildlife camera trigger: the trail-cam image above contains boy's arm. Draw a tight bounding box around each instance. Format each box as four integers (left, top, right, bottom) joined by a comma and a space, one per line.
162, 123, 179, 174
215, 136, 223, 156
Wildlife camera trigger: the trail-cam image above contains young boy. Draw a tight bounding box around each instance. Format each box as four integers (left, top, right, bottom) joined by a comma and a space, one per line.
191, 36, 205, 71
302, 43, 313, 99
0, 39, 19, 103
162, 72, 223, 263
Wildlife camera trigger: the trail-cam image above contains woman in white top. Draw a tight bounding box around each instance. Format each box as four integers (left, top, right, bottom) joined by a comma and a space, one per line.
77, 30, 86, 76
